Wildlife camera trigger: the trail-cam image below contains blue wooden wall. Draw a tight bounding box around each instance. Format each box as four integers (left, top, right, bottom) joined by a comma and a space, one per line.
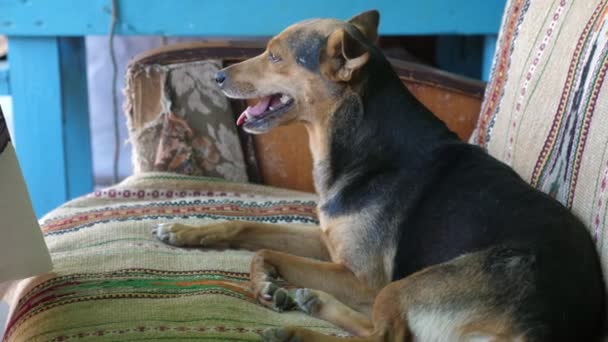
0, 0, 506, 216
0, 62, 8, 96
0, 0, 505, 36
8, 37, 93, 217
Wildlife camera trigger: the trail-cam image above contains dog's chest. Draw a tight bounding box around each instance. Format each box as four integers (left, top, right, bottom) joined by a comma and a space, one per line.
318, 208, 395, 290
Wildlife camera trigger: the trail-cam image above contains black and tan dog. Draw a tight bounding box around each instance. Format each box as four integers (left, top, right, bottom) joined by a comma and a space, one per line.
154, 10, 605, 341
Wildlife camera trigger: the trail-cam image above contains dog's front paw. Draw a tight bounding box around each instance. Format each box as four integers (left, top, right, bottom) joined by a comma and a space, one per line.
153, 221, 241, 248
250, 250, 296, 312
260, 328, 299, 342
255, 281, 296, 312
293, 288, 321, 315
152, 222, 188, 246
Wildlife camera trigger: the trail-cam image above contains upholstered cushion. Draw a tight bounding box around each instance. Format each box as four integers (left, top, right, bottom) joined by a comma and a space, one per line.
125, 60, 248, 182
2, 173, 345, 341
472, 0, 608, 285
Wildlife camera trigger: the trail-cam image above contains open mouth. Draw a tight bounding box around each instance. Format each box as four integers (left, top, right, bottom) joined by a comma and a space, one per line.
236, 93, 295, 126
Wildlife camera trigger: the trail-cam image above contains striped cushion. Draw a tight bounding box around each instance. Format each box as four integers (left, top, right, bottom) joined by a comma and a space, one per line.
472, 0, 608, 292
3, 173, 345, 341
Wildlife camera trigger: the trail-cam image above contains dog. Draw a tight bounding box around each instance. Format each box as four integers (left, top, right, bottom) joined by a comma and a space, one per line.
154, 10, 606, 341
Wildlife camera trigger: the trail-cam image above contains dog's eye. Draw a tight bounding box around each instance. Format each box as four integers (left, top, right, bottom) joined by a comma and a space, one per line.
268, 52, 282, 63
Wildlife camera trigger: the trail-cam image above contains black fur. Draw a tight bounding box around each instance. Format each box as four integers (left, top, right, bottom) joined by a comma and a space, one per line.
287, 29, 325, 72
319, 34, 606, 340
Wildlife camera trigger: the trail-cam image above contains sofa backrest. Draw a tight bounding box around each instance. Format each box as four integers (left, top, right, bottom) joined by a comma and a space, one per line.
472, 0, 608, 289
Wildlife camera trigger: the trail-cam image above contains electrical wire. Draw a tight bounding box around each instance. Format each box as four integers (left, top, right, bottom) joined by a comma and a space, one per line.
109, 0, 120, 184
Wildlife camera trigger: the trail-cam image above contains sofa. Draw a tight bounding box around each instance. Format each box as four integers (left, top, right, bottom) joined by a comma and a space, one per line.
2, 0, 608, 340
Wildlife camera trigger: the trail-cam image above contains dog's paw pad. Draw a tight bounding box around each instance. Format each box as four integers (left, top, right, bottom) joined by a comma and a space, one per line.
294, 288, 319, 315
260, 328, 299, 342
272, 287, 295, 312
152, 223, 183, 246
258, 282, 295, 312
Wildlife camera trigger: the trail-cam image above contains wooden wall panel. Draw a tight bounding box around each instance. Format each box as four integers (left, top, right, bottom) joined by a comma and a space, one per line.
405, 82, 481, 141
253, 124, 314, 193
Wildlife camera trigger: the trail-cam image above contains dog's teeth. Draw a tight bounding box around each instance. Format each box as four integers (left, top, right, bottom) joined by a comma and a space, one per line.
245, 112, 252, 119
280, 95, 290, 104
268, 106, 275, 111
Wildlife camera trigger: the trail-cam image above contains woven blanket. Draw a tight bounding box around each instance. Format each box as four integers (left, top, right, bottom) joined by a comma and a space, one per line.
2, 173, 346, 341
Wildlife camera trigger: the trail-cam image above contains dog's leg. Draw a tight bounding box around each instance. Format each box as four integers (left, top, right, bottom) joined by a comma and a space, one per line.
153, 221, 329, 260
260, 280, 412, 342
260, 248, 530, 341
260, 327, 389, 342
259, 282, 413, 342
250, 249, 376, 315
292, 288, 374, 336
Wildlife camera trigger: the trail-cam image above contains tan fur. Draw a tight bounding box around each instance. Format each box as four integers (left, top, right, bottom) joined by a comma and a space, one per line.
262, 326, 382, 342
249, 249, 376, 312
459, 320, 519, 341
392, 253, 522, 341
221, 34, 339, 130
153, 221, 329, 260
319, 210, 394, 291
295, 288, 375, 336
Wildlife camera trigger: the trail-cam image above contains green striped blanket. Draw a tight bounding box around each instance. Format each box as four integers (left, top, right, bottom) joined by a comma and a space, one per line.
2, 173, 346, 341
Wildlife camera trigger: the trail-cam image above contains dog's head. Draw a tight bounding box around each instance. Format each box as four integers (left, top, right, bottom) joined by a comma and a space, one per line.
215, 10, 380, 134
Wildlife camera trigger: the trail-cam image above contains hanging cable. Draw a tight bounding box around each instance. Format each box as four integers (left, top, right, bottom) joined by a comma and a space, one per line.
109, 0, 120, 184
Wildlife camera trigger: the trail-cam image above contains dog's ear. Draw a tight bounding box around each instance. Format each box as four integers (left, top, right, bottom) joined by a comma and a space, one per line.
325, 28, 370, 82
347, 10, 380, 44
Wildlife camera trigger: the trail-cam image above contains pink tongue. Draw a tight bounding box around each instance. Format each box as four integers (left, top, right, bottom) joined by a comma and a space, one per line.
247, 96, 272, 116
236, 112, 247, 126
236, 96, 273, 126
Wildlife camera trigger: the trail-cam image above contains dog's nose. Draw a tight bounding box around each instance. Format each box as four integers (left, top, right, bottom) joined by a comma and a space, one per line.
215, 71, 226, 86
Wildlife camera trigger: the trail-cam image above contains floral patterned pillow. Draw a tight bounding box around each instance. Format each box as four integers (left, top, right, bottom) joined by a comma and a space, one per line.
125, 59, 248, 183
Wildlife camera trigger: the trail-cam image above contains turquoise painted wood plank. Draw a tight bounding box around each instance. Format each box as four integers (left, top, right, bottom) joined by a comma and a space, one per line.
8, 37, 66, 217
435, 36, 484, 79
8, 37, 93, 217
482, 35, 498, 81
58, 38, 94, 200
0, 0, 506, 36
0, 61, 8, 95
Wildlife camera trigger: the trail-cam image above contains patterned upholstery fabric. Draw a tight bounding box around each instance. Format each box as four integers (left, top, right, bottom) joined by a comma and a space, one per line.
125, 60, 248, 182
6, 2, 608, 340
472, 0, 608, 291
2, 173, 345, 341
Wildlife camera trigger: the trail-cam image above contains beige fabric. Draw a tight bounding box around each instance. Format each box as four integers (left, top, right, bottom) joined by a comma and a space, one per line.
3, 173, 346, 341
473, 0, 608, 311
125, 59, 248, 182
